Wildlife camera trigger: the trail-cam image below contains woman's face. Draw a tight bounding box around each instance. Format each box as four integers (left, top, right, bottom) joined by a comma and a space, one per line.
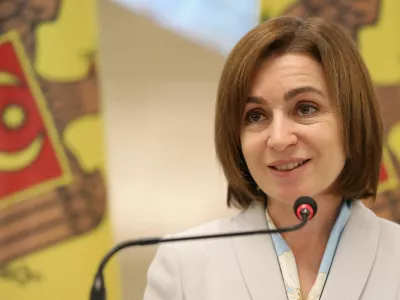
240, 53, 346, 205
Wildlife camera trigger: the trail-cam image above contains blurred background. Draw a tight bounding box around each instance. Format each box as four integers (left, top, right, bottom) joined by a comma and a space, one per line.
0, 0, 399, 299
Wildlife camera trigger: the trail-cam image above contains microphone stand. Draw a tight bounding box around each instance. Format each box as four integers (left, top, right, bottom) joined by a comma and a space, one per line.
90, 209, 311, 300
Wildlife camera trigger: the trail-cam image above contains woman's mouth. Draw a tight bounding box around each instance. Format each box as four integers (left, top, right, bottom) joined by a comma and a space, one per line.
269, 159, 311, 172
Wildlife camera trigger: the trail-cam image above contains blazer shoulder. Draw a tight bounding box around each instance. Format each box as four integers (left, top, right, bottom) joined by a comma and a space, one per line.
376, 217, 400, 296
378, 217, 400, 241
169, 214, 236, 239
158, 210, 245, 255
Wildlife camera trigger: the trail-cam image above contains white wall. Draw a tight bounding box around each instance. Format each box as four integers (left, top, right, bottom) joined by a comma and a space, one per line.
98, 1, 237, 298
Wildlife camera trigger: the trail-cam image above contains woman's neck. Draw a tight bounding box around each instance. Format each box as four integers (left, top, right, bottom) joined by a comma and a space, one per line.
267, 194, 343, 255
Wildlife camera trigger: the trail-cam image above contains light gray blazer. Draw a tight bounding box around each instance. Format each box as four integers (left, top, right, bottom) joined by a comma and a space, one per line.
143, 200, 400, 300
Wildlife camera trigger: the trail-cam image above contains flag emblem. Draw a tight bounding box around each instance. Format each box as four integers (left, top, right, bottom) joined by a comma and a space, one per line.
0, 31, 72, 208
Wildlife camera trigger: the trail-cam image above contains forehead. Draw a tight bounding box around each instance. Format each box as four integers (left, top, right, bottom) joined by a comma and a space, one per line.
250, 53, 328, 97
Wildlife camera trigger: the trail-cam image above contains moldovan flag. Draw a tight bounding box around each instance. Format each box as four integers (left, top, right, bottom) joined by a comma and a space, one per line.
259, 0, 400, 223
0, 1, 121, 299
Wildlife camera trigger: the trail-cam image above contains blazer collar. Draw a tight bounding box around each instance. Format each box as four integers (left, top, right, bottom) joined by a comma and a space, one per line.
320, 200, 380, 300
231, 200, 287, 300
231, 200, 380, 300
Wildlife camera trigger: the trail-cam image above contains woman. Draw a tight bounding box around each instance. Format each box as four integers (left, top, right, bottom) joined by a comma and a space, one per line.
143, 17, 400, 300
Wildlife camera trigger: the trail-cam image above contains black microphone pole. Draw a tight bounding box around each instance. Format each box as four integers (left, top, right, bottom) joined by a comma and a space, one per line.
90, 196, 317, 300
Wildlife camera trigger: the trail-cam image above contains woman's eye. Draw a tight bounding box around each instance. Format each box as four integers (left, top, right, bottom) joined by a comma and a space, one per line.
297, 104, 317, 116
246, 111, 265, 123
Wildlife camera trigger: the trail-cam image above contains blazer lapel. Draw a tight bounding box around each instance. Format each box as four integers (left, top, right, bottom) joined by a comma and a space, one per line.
232, 201, 287, 300
321, 201, 380, 300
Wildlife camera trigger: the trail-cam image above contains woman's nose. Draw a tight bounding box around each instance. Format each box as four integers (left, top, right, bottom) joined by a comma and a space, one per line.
266, 116, 298, 151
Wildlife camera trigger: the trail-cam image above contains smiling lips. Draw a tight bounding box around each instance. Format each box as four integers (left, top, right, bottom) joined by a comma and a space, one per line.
269, 159, 311, 171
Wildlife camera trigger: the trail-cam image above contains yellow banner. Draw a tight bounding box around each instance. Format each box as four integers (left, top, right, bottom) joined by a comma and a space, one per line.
0, 1, 120, 299
260, 0, 400, 223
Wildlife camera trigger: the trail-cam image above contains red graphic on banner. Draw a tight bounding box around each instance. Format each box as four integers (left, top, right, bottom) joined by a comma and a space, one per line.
379, 164, 388, 182
0, 33, 70, 203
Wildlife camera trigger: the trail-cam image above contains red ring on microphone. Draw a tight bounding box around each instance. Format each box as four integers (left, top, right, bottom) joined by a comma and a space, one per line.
296, 204, 314, 220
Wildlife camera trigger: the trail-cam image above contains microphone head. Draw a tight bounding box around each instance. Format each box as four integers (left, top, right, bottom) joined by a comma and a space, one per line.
293, 196, 318, 221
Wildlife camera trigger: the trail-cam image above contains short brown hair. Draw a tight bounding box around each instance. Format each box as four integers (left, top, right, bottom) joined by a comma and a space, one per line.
214, 16, 383, 209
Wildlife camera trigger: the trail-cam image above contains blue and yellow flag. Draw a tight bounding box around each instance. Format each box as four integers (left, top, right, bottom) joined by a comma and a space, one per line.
0, 1, 120, 299
260, 0, 400, 223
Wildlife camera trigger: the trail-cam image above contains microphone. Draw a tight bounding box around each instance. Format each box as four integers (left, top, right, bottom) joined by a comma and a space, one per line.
294, 196, 317, 221
90, 196, 317, 300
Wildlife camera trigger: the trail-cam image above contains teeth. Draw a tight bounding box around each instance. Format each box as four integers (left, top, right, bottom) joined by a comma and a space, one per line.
274, 160, 306, 171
